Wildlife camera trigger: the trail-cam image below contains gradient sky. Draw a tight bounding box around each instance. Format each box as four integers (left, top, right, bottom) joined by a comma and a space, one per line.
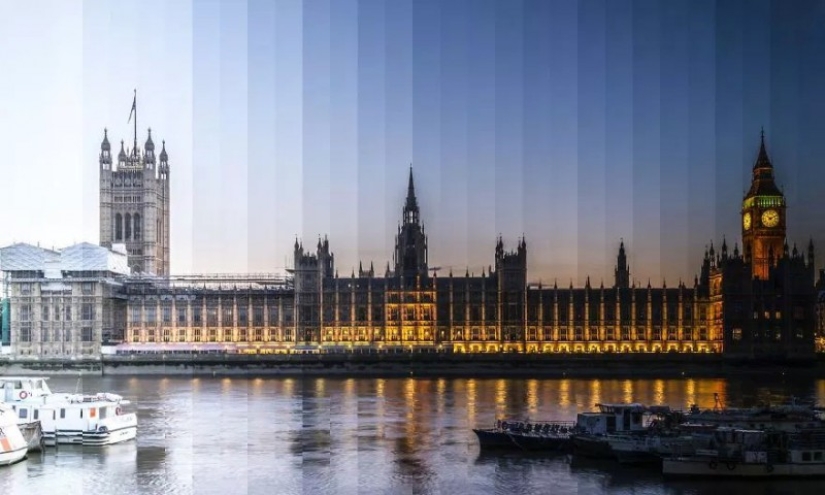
1, 0, 824, 286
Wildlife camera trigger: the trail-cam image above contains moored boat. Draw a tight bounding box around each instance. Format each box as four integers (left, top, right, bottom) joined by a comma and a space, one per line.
0, 403, 28, 466
608, 423, 718, 465
571, 403, 672, 459
19, 421, 44, 452
662, 429, 825, 478
506, 422, 577, 452
473, 424, 519, 450
682, 395, 825, 432
473, 419, 577, 451
0, 377, 137, 446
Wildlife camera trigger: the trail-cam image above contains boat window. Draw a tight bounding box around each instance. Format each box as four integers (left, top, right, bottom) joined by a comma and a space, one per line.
18, 408, 28, 419
90, 408, 96, 418
80, 409, 84, 418
815, 452, 823, 461
803, 452, 812, 462
60, 409, 66, 419
34, 410, 39, 420
100, 408, 108, 419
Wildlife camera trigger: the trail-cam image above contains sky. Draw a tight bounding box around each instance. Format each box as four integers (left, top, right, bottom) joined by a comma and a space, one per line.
0, 0, 824, 286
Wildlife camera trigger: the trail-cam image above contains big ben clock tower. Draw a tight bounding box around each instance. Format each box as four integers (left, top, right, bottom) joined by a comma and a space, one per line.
741, 130, 786, 280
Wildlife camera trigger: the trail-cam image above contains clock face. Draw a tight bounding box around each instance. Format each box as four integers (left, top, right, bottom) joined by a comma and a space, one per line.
761, 209, 780, 228
743, 212, 752, 230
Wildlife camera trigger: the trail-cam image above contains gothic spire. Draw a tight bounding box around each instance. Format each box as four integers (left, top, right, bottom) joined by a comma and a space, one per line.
754, 127, 772, 171
101, 128, 110, 152
746, 129, 783, 198
405, 164, 418, 211
159, 140, 168, 163
809, 238, 815, 266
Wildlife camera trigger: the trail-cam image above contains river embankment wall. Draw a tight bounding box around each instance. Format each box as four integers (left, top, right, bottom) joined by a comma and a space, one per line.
0, 353, 822, 379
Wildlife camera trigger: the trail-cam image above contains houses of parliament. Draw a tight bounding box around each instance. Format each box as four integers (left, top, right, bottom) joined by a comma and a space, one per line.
0, 128, 821, 359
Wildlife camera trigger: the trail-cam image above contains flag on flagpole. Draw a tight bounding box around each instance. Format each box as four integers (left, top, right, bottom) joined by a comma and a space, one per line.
128, 91, 136, 123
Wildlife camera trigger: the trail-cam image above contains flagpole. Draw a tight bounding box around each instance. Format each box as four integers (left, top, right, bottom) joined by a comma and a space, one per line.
133, 89, 137, 162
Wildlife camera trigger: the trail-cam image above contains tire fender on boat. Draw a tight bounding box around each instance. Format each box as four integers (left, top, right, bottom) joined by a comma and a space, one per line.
726, 462, 736, 471
766, 464, 774, 473
19, 391, 28, 400
708, 461, 718, 470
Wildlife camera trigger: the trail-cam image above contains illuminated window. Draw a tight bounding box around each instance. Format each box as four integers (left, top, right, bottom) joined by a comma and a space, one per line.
732, 328, 743, 341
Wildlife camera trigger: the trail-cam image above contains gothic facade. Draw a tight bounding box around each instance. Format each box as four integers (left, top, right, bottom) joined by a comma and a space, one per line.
98, 128, 170, 277
116, 135, 817, 358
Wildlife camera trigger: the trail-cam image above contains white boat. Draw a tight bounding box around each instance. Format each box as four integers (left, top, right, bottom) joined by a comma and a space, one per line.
662, 428, 825, 478
0, 402, 28, 466
0, 377, 137, 446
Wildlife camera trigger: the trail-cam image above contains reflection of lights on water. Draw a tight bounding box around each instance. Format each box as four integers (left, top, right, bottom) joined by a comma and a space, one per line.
404, 378, 416, 412
817, 380, 825, 405
693, 379, 727, 409
283, 378, 294, 396
590, 380, 601, 408
437, 379, 446, 415
622, 380, 633, 404
467, 379, 477, 426
654, 379, 665, 405
495, 379, 507, 407
527, 379, 538, 416
494, 379, 507, 420
685, 379, 696, 409
345, 378, 355, 398
559, 379, 570, 407
375, 379, 386, 439
316, 378, 325, 397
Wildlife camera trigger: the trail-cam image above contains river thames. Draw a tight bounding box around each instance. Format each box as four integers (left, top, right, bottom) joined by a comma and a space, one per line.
1, 374, 823, 494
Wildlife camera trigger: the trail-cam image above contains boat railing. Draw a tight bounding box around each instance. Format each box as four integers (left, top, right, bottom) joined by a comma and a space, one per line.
495, 420, 578, 435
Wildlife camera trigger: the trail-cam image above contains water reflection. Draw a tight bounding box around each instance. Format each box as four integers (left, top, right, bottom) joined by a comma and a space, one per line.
1, 375, 823, 495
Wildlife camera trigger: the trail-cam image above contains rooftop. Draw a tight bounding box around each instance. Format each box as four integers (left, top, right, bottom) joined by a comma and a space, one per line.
0, 242, 130, 275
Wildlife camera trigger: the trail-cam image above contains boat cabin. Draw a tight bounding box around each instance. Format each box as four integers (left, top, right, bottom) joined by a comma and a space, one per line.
576, 403, 664, 435
39, 399, 125, 432
0, 377, 53, 403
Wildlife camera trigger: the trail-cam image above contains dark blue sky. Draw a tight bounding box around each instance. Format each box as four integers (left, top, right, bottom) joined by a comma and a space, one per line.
233, 0, 825, 282
243, 0, 824, 284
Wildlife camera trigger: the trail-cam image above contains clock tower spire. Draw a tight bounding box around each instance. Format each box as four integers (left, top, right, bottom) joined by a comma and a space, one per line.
741, 129, 786, 280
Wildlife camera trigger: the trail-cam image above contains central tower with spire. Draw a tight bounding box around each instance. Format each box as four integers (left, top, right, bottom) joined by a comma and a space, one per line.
741, 130, 786, 280
393, 166, 428, 287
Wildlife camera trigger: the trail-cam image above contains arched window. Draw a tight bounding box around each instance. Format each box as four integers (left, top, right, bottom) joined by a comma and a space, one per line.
115, 214, 123, 241
125, 213, 132, 240
134, 213, 141, 240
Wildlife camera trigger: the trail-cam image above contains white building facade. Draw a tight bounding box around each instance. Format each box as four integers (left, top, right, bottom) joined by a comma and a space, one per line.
0, 243, 130, 358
